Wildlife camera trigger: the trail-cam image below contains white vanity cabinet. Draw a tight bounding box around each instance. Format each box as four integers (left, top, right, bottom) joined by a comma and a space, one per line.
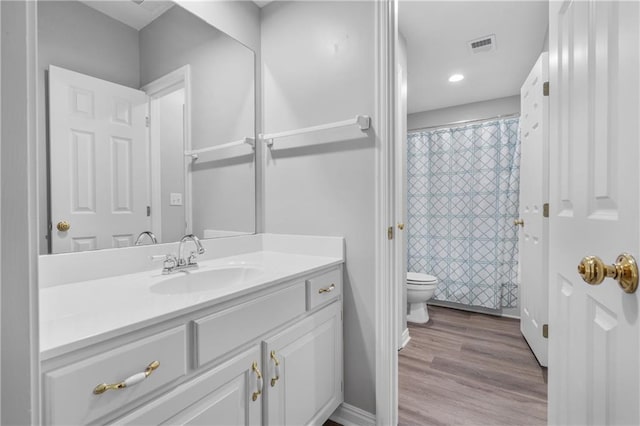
41, 265, 343, 426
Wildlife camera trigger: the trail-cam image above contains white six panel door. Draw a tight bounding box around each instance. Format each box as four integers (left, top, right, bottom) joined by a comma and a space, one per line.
519, 52, 549, 367
548, 1, 640, 424
49, 66, 150, 253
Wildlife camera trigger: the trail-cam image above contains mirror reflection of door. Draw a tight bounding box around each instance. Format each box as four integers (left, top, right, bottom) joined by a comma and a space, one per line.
49, 65, 150, 253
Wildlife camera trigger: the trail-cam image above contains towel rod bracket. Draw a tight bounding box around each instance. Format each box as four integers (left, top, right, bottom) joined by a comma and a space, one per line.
356, 115, 371, 130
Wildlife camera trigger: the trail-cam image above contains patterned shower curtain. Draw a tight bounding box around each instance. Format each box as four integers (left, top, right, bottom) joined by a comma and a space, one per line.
407, 117, 521, 309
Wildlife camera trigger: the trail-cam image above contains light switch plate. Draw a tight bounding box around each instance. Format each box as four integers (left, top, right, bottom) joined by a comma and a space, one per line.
170, 193, 183, 206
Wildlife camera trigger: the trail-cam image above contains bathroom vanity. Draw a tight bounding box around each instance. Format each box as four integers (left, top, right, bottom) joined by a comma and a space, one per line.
39, 235, 344, 425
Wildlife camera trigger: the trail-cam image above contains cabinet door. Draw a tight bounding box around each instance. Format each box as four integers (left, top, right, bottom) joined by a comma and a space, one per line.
115, 346, 263, 426
264, 302, 343, 426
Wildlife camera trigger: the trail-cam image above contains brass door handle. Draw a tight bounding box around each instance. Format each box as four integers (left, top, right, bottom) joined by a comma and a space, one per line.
56, 220, 71, 232
251, 362, 263, 401
514, 219, 524, 227
577, 253, 639, 293
93, 361, 160, 395
270, 350, 281, 387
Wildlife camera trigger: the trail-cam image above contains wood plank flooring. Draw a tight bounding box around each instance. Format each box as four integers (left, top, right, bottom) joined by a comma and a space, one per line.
399, 306, 547, 426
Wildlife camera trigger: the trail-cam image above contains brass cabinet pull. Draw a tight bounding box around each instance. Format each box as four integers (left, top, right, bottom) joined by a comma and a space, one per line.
398, 223, 405, 230
270, 351, 281, 387
318, 284, 335, 294
251, 362, 263, 401
577, 253, 639, 294
93, 361, 160, 395
514, 219, 524, 227
56, 221, 71, 232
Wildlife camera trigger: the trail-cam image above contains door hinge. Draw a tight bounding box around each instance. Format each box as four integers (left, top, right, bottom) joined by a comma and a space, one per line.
145, 116, 150, 127
543, 203, 549, 218
543, 81, 549, 96
387, 226, 394, 240
542, 324, 549, 339
146, 206, 151, 217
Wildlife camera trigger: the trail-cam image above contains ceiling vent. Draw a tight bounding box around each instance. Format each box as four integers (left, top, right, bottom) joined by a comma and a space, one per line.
468, 35, 497, 53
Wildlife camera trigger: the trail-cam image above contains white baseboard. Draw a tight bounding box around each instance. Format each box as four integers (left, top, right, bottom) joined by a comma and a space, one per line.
330, 403, 376, 426
400, 328, 411, 349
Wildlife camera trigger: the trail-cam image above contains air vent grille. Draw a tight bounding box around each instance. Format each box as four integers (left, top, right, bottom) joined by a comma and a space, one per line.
468, 34, 497, 53
471, 38, 492, 49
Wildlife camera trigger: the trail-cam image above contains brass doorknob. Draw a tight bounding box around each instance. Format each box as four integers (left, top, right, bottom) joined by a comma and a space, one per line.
514, 219, 524, 227
577, 253, 639, 293
56, 221, 71, 232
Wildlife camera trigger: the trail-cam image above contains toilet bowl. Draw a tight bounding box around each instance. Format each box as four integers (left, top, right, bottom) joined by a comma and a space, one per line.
406, 272, 438, 324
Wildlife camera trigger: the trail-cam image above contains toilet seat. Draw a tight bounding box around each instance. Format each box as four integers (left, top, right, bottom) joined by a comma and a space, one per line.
407, 272, 437, 284
407, 282, 437, 291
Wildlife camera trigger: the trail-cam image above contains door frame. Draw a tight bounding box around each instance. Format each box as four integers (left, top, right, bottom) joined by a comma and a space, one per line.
141, 65, 192, 239
374, 0, 399, 424
1, 0, 41, 423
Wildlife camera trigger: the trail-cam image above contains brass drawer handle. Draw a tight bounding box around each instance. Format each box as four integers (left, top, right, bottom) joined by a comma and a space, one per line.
318, 284, 335, 294
252, 362, 263, 401
93, 361, 160, 395
270, 350, 281, 387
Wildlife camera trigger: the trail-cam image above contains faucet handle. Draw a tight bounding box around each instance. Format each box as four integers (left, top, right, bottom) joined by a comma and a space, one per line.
187, 251, 198, 265
150, 254, 178, 272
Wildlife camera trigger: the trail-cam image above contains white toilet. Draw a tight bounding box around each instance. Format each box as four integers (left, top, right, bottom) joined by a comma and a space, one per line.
406, 272, 439, 324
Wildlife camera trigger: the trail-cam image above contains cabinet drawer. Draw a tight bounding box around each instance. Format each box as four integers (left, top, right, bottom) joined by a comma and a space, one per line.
114, 346, 263, 426
194, 283, 305, 368
306, 268, 342, 310
44, 326, 188, 426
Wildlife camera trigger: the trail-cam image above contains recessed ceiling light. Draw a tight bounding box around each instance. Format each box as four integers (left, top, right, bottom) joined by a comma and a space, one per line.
448, 74, 464, 83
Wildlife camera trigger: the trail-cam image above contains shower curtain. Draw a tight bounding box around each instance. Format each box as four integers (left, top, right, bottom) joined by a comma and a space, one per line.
407, 117, 521, 309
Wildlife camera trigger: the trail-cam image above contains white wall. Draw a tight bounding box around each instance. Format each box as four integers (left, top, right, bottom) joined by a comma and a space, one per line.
175, 0, 264, 233
141, 3, 257, 237
37, 1, 140, 253
159, 89, 186, 242
261, 1, 376, 415
407, 94, 521, 131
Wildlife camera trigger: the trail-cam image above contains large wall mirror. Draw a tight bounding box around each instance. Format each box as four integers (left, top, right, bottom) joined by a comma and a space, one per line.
38, 0, 256, 254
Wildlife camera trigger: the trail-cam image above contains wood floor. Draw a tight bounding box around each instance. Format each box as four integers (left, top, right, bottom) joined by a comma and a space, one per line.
399, 306, 547, 426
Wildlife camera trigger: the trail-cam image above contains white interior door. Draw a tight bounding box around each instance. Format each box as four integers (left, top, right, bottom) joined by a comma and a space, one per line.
548, 1, 640, 424
49, 65, 149, 253
518, 52, 549, 367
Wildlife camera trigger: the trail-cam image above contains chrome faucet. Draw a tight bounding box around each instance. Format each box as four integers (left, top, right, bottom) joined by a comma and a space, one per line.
135, 231, 158, 246
177, 234, 206, 268
151, 234, 206, 275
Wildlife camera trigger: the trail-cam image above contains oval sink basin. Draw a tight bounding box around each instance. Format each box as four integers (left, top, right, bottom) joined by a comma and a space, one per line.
150, 265, 264, 295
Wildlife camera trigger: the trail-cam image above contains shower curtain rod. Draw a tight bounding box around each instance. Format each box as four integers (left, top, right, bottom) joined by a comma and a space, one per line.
408, 112, 520, 134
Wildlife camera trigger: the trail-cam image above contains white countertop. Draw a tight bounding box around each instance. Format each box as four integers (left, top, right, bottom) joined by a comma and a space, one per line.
40, 250, 342, 360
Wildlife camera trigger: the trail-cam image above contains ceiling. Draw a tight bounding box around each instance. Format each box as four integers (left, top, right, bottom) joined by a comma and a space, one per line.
79, 0, 174, 30
399, 1, 548, 114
